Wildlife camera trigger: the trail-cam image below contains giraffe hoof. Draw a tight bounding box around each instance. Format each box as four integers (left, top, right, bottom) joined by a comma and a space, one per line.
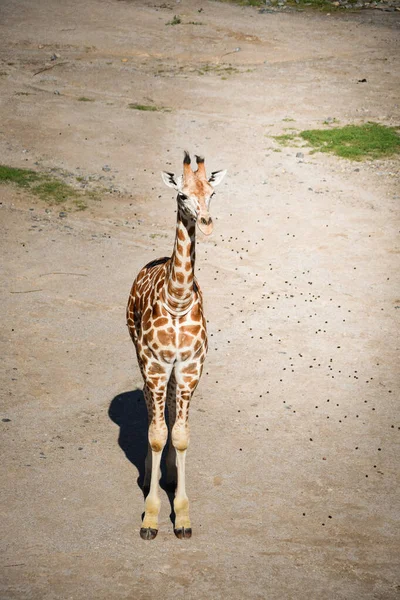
140, 527, 158, 540
174, 527, 192, 539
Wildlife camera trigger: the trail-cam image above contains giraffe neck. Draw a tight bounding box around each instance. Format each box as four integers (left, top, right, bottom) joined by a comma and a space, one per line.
162, 206, 196, 315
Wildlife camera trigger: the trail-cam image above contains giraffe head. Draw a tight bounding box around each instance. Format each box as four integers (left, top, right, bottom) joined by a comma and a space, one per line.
162, 151, 226, 235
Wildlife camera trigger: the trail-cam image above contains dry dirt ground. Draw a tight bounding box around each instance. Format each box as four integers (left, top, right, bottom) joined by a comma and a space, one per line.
1, 1, 400, 598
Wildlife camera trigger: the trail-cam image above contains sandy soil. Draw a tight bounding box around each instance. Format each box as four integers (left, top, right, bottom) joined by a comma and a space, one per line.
1, 1, 399, 598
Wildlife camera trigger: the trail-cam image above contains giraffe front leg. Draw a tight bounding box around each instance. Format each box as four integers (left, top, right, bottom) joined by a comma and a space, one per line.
165, 371, 177, 490
174, 446, 191, 539
171, 370, 196, 539
142, 385, 153, 494
140, 368, 171, 540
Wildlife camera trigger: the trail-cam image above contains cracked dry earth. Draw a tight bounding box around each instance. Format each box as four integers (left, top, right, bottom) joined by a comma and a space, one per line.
1, 0, 399, 599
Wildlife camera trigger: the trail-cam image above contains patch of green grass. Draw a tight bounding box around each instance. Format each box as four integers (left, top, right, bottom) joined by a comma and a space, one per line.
77, 96, 95, 102
273, 133, 298, 146
0, 165, 41, 187
197, 64, 239, 77
33, 180, 77, 204
272, 122, 400, 160
300, 122, 400, 160
216, 0, 349, 10
73, 198, 88, 211
166, 15, 182, 25
216, 0, 265, 5
0, 164, 86, 208
282, 117, 295, 122
128, 102, 171, 112
287, 0, 334, 10
128, 103, 159, 111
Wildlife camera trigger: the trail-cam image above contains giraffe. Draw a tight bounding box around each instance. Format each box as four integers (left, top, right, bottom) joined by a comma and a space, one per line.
126, 151, 226, 540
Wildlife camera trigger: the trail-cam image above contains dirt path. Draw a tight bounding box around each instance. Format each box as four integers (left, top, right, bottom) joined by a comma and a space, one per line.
1, 1, 399, 598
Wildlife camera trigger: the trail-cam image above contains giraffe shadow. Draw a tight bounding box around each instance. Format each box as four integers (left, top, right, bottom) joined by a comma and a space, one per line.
108, 389, 177, 526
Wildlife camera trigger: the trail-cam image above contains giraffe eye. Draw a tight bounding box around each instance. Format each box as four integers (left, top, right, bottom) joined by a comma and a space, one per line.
178, 193, 188, 201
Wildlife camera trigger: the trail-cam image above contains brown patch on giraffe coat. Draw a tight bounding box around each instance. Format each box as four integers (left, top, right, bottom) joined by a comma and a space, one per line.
177, 228, 186, 242
153, 302, 163, 319
143, 307, 152, 330
148, 362, 166, 375
160, 350, 175, 362
181, 324, 201, 336
180, 350, 191, 361
190, 302, 200, 320
174, 256, 182, 268
181, 362, 198, 374
157, 329, 174, 346
175, 272, 185, 285
193, 339, 203, 355
176, 242, 184, 255
179, 332, 194, 347
154, 317, 169, 327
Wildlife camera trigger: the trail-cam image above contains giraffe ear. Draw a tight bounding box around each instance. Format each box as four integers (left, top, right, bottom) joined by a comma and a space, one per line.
161, 171, 183, 191
208, 169, 227, 187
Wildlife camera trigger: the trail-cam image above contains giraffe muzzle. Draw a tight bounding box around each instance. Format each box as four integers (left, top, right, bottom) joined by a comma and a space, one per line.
197, 213, 213, 235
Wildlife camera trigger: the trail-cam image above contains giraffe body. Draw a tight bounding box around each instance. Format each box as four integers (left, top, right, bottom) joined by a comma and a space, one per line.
126, 152, 226, 539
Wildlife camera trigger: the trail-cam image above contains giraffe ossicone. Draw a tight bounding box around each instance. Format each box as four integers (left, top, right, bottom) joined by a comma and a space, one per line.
126, 151, 226, 540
